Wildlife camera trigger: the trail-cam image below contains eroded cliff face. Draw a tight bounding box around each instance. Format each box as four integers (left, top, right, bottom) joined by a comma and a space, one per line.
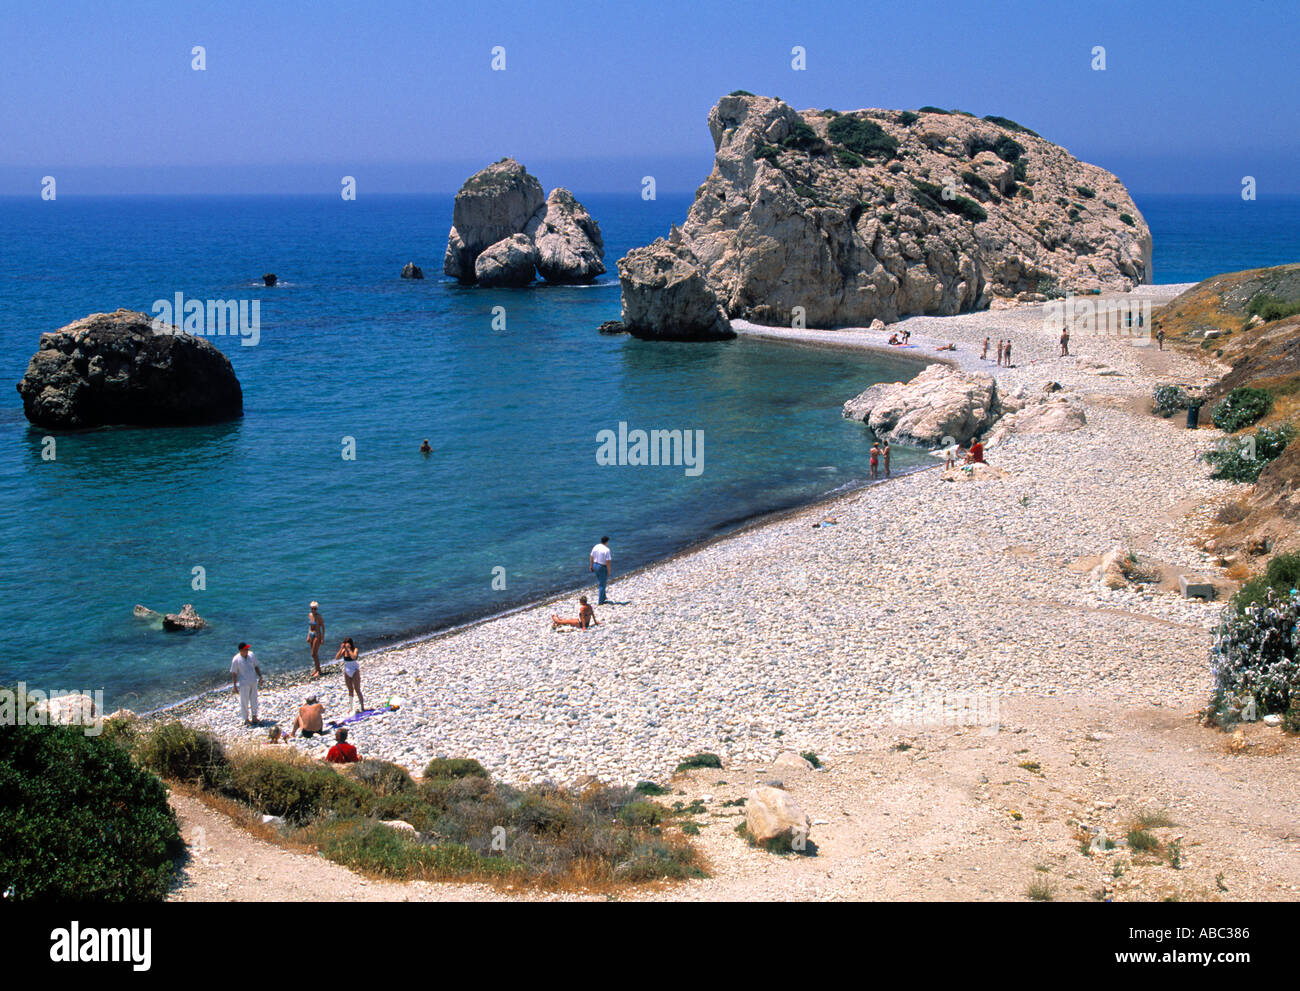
636, 94, 1152, 330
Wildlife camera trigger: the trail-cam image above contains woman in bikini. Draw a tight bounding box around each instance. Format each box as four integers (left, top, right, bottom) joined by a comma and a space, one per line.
335, 636, 365, 712
308, 601, 325, 677
552, 596, 600, 631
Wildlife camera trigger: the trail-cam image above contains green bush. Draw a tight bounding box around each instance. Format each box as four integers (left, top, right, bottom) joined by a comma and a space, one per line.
961, 170, 989, 192
1246, 294, 1300, 323
1119, 213, 1135, 226
827, 114, 898, 159
138, 721, 229, 789
1152, 384, 1192, 417
1211, 588, 1300, 723
911, 180, 987, 222
423, 757, 489, 780
223, 753, 373, 824
970, 134, 1024, 162
1231, 552, 1300, 614
800, 751, 824, 769
347, 759, 414, 797
835, 148, 864, 169
1075, 185, 1096, 198
729, 89, 755, 97
675, 752, 724, 772
634, 780, 671, 796
1212, 387, 1273, 432
982, 115, 1040, 137
0, 723, 184, 900
1203, 424, 1296, 483
897, 110, 919, 126
781, 118, 824, 152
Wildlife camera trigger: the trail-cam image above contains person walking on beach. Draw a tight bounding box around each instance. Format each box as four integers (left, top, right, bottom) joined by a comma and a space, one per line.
882, 440, 892, 478
590, 536, 612, 605
996, 339, 1005, 366
291, 694, 326, 737
1004, 339, 1013, 367
1060, 328, 1070, 356
307, 601, 325, 677
1157, 328, 1165, 350
869, 441, 880, 480
325, 728, 360, 764
230, 642, 263, 726
982, 337, 990, 361
552, 595, 600, 631
335, 636, 365, 713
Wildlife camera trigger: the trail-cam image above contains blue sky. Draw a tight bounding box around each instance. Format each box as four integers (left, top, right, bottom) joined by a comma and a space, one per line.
2, 0, 1297, 194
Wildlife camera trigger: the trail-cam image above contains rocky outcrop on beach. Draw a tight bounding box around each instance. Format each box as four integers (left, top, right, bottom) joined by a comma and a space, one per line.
987, 397, 1087, 444
617, 237, 735, 341
400, 262, 424, 280
163, 603, 207, 631
443, 158, 605, 286
842, 364, 1000, 446
620, 93, 1152, 333
15, 309, 244, 430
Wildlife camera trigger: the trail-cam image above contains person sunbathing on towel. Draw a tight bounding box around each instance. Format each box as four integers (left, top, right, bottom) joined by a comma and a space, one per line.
552, 595, 600, 631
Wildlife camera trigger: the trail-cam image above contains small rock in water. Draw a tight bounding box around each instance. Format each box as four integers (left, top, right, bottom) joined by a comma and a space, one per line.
262, 273, 277, 287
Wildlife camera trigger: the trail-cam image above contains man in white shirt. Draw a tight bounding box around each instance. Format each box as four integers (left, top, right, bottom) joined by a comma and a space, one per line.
230, 642, 263, 725
589, 536, 613, 605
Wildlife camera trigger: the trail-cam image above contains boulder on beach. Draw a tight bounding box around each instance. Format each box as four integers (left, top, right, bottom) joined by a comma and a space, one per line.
746, 785, 812, 848
400, 262, 425, 280
1093, 547, 1135, 590
842, 364, 1000, 447
474, 233, 539, 288
15, 309, 244, 430
987, 398, 1086, 445
617, 238, 734, 341
772, 751, 815, 772
617, 92, 1152, 330
525, 187, 606, 283
262, 273, 277, 287
162, 603, 206, 631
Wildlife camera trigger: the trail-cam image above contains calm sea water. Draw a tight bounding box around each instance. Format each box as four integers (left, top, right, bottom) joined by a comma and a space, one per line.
1, 192, 1295, 710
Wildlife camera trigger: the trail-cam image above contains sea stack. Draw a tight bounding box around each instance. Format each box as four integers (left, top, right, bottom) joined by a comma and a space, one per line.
400, 261, 425, 279
444, 158, 605, 286
15, 309, 244, 430
617, 93, 1153, 336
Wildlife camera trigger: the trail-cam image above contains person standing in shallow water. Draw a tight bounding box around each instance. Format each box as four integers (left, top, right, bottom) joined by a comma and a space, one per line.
307, 601, 325, 678
882, 440, 891, 478
419, 438, 432, 455
590, 536, 612, 605
869, 441, 880, 480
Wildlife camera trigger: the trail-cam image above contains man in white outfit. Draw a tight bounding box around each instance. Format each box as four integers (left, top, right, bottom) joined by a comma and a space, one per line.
589, 536, 613, 605
230, 642, 263, 725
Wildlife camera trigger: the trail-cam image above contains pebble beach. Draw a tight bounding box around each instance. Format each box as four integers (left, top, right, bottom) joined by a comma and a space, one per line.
172, 283, 1237, 786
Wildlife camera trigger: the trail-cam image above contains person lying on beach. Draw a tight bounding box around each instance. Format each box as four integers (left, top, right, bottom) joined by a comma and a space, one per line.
552, 595, 599, 631
291, 695, 326, 738
325, 728, 360, 763
934, 342, 957, 351
812, 517, 838, 528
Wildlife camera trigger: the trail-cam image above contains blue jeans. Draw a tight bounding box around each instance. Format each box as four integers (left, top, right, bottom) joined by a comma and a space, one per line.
594, 563, 608, 603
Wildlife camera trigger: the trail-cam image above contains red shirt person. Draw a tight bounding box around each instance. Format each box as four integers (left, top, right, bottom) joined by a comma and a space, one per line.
964, 440, 985, 464
325, 728, 360, 763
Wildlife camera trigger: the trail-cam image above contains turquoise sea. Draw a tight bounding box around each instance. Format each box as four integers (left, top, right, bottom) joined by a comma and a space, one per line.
0, 192, 1295, 710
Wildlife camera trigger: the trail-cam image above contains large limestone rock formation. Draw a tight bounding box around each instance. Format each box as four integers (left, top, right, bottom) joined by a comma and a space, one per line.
16, 309, 244, 430
623, 93, 1152, 332
617, 237, 734, 341
443, 159, 605, 286
843, 364, 1000, 446
525, 188, 606, 283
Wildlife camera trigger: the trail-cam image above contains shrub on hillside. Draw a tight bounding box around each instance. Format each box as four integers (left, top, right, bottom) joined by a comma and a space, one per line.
827, 115, 898, 159
424, 757, 489, 780
0, 723, 184, 900
911, 180, 987, 222
781, 118, 824, 152
1202, 424, 1295, 483
1232, 552, 1300, 615
1119, 213, 1135, 226
1212, 387, 1274, 432
223, 751, 373, 824
1246, 294, 1300, 323
835, 148, 864, 169
897, 110, 919, 126
969, 134, 1024, 162
138, 721, 229, 789
1210, 589, 1300, 725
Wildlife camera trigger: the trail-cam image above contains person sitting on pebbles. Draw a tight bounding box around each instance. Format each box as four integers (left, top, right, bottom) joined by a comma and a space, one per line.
552, 595, 600, 632
290, 694, 326, 738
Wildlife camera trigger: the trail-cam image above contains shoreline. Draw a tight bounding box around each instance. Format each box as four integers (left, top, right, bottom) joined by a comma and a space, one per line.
171, 282, 1234, 787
